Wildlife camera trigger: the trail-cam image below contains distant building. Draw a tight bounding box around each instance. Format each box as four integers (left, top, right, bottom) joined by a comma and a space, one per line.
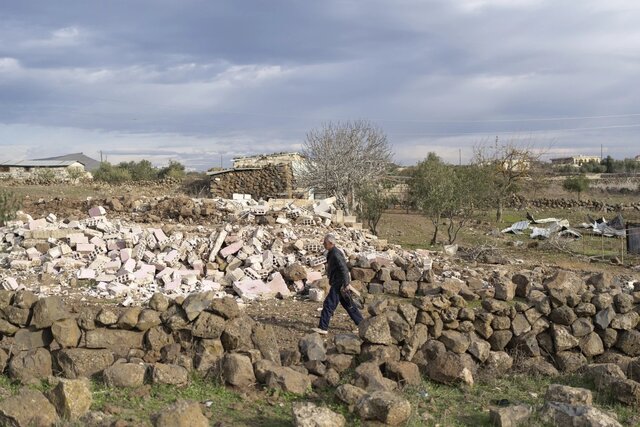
550, 155, 601, 167
33, 152, 100, 172
634, 155, 640, 162
0, 160, 85, 181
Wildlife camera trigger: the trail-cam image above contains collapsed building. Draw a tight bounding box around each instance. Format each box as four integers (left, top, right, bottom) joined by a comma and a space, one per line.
207, 152, 307, 200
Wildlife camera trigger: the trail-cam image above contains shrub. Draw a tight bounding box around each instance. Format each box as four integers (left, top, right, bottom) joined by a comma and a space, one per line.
93, 162, 132, 184
159, 160, 186, 180
0, 190, 21, 225
563, 174, 590, 200
34, 168, 56, 184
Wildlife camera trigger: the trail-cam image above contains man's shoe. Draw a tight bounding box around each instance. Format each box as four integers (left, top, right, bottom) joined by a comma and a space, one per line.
312, 327, 328, 335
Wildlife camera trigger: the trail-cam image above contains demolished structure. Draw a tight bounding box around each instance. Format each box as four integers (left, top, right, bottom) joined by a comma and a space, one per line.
0, 196, 432, 306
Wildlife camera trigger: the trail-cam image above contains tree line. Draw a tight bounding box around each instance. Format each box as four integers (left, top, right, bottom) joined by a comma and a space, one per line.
93, 160, 186, 184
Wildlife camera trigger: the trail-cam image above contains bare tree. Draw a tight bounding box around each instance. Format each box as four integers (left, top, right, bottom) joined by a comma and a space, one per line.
472, 137, 545, 223
300, 120, 393, 214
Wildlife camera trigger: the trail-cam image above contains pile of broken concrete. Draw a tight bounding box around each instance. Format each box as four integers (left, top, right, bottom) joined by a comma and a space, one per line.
0, 198, 423, 306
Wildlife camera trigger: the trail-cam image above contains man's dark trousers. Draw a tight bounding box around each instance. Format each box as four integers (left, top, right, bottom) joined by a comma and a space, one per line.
319, 285, 363, 330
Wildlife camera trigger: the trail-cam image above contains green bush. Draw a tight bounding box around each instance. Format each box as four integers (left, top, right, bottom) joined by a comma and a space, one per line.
67, 167, 86, 181
118, 160, 158, 181
34, 168, 56, 184
159, 160, 186, 180
0, 190, 21, 225
93, 162, 132, 184
563, 174, 590, 200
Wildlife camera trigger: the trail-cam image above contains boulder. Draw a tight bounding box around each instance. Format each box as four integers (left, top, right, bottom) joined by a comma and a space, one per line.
334, 334, 362, 355
359, 315, 393, 345
264, 366, 312, 394
494, 280, 516, 301
208, 297, 240, 319
292, 402, 346, 427
85, 329, 145, 358
145, 325, 175, 351
136, 309, 162, 331
95, 308, 118, 326
385, 361, 421, 386
117, 307, 142, 330
51, 318, 81, 348
489, 404, 532, 427
615, 330, 640, 356
194, 339, 224, 373
439, 330, 470, 354
221, 315, 255, 351
335, 384, 367, 405
14, 326, 53, 351
152, 400, 209, 427
30, 296, 69, 328
8, 348, 52, 382
56, 348, 115, 379
191, 312, 226, 339
47, 378, 92, 420
103, 362, 147, 387
299, 333, 327, 362
545, 384, 592, 405
0, 388, 59, 427
182, 291, 215, 321
283, 263, 307, 281
355, 391, 412, 426
222, 353, 256, 387
252, 323, 281, 365
539, 402, 622, 427
152, 363, 189, 386
610, 377, 640, 405
149, 293, 170, 312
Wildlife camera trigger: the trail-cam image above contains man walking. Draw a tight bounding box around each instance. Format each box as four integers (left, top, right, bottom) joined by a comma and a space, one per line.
312, 233, 363, 335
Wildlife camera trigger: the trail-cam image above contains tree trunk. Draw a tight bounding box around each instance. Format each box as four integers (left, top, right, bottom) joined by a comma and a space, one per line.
496, 199, 503, 223
430, 217, 439, 246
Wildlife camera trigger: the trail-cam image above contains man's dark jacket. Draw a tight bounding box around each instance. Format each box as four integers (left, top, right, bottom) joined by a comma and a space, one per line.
326, 246, 350, 289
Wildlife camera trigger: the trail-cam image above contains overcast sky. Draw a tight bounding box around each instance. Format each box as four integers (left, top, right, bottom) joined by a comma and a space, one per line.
1, 0, 639, 170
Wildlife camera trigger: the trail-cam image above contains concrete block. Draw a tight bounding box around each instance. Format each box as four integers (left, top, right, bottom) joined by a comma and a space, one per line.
48, 246, 62, 259
220, 240, 243, 258
2, 277, 19, 290
76, 243, 95, 253
233, 279, 275, 300
46, 213, 57, 223
77, 269, 96, 280
267, 272, 291, 297
88, 206, 107, 217
26, 247, 41, 260
28, 218, 48, 231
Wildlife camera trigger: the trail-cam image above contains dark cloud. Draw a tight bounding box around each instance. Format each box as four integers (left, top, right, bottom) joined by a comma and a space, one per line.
0, 0, 639, 169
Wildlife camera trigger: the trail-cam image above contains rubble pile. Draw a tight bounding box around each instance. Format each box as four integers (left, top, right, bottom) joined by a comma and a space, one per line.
0, 197, 433, 305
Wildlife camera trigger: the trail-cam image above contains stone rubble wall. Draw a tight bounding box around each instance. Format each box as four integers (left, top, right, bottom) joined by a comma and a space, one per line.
508, 194, 640, 212
210, 164, 296, 200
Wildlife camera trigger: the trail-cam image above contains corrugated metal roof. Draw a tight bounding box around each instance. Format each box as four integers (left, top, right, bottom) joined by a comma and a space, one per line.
206, 167, 261, 176
33, 152, 100, 172
0, 160, 79, 167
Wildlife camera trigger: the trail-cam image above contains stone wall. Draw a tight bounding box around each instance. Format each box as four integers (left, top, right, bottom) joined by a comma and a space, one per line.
209, 164, 295, 199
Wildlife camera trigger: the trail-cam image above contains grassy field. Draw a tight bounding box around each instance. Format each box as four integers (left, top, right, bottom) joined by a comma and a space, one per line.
0, 370, 635, 426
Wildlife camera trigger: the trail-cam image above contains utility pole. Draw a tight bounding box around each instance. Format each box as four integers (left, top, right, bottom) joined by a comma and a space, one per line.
100, 151, 103, 163
459, 148, 462, 166
600, 144, 603, 161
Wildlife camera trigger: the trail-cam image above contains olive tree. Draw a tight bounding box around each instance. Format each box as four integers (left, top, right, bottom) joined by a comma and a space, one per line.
299, 120, 393, 214
563, 174, 590, 200
410, 153, 490, 245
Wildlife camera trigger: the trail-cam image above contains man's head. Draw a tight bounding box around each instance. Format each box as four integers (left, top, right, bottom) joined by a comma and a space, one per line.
323, 233, 336, 251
